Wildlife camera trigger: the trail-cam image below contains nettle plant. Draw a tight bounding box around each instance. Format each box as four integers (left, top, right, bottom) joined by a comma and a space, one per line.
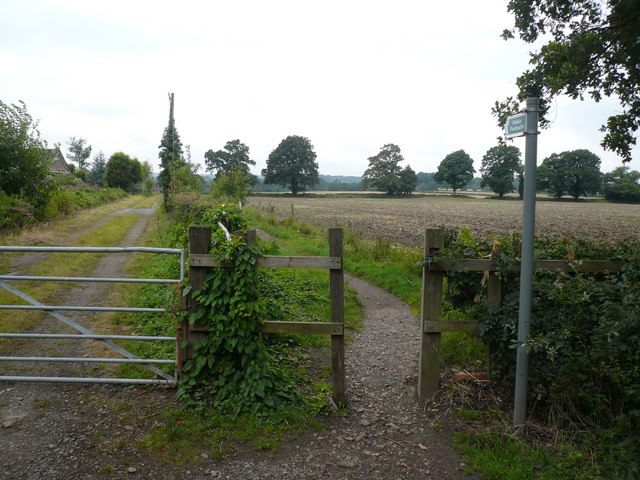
437, 229, 640, 429
178, 205, 297, 414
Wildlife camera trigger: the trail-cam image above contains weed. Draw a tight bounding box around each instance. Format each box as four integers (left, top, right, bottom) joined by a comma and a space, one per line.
32, 398, 57, 409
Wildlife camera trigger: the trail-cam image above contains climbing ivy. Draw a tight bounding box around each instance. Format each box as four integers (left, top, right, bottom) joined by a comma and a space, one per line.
178, 206, 297, 414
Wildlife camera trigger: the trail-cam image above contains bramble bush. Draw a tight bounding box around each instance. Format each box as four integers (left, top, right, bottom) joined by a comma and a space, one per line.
437, 229, 640, 432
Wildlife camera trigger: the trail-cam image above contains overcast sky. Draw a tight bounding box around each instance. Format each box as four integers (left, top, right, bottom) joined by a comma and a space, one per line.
1, 0, 637, 177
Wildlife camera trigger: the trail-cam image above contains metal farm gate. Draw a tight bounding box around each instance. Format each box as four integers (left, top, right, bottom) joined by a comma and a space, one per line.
0, 246, 184, 386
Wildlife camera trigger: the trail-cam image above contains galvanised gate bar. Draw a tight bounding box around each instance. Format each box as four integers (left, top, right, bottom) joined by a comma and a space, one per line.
0, 246, 184, 385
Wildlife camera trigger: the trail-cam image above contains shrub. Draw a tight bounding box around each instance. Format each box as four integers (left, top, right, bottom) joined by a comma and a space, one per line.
0, 192, 35, 231
438, 230, 640, 430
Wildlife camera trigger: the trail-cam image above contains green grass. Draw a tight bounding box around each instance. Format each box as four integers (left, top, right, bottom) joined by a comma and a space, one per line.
0, 211, 146, 349
455, 430, 587, 480
140, 403, 323, 464
245, 206, 486, 368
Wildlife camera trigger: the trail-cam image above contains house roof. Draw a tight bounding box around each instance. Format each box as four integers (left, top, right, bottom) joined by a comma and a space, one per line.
47, 148, 71, 173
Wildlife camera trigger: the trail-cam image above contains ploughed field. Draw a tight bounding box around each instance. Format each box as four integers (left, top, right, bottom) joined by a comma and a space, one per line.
248, 195, 640, 247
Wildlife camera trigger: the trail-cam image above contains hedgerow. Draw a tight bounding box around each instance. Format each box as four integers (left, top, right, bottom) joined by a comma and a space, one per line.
0, 185, 127, 232
438, 228, 640, 431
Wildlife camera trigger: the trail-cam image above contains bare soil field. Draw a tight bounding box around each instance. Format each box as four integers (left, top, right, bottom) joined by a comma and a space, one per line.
248, 195, 640, 247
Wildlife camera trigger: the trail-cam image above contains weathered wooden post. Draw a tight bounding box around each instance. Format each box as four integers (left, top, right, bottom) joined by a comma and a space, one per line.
244, 228, 257, 247
486, 242, 502, 378
179, 225, 211, 369
329, 227, 346, 405
418, 228, 445, 401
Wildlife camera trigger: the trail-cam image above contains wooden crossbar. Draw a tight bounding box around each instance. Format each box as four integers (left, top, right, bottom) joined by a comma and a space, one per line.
427, 259, 622, 273
189, 254, 341, 270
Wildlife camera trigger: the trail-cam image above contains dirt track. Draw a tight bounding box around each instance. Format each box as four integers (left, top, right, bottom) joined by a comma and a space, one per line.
0, 206, 475, 479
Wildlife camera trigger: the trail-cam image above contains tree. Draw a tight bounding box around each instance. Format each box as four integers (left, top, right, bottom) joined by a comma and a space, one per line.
105, 152, 143, 191
158, 93, 185, 208
537, 149, 602, 199
495, 0, 640, 162
398, 165, 418, 194
601, 167, 640, 203
433, 150, 475, 195
204, 139, 256, 177
140, 160, 155, 196
0, 100, 51, 203
480, 145, 522, 199
87, 151, 106, 186
211, 168, 251, 203
171, 160, 202, 193
66, 137, 92, 170
362, 144, 406, 195
262, 135, 319, 195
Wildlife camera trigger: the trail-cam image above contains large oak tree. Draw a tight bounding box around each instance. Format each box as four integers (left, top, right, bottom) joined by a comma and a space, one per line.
537, 149, 602, 199
262, 136, 319, 195
434, 150, 475, 195
480, 145, 522, 199
204, 139, 256, 178
362, 144, 416, 195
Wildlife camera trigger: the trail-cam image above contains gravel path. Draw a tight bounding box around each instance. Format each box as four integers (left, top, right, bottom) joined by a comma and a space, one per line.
203, 274, 476, 480
0, 214, 476, 479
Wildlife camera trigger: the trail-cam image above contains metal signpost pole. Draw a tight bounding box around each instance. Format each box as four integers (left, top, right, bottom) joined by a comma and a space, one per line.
513, 97, 540, 430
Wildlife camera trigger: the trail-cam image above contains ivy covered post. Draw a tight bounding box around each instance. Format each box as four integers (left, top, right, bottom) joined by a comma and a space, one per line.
329, 228, 346, 405
179, 225, 211, 370
418, 228, 445, 401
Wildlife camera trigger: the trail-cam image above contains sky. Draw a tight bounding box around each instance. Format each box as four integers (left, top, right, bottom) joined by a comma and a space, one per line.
1, 0, 638, 177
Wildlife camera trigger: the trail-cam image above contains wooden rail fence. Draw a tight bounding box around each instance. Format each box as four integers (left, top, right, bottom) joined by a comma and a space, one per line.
418, 228, 623, 400
180, 226, 346, 404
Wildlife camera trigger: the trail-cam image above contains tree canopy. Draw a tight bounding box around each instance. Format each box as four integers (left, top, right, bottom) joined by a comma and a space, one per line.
495, 0, 640, 162
537, 149, 602, 199
398, 165, 418, 195
204, 139, 256, 178
158, 93, 185, 208
105, 152, 142, 192
262, 135, 319, 195
87, 151, 106, 186
0, 100, 51, 203
362, 144, 416, 195
602, 166, 640, 203
434, 150, 475, 195
480, 145, 522, 199
211, 169, 251, 204
66, 137, 92, 170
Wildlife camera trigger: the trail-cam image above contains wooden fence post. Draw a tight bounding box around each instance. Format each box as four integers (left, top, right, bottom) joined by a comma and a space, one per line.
486, 243, 502, 378
418, 228, 445, 401
244, 228, 257, 247
179, 225, 211, 369
329, 227, 346, 405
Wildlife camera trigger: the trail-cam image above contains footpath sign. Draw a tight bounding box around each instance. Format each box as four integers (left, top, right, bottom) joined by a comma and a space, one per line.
505, 112, 527, 138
